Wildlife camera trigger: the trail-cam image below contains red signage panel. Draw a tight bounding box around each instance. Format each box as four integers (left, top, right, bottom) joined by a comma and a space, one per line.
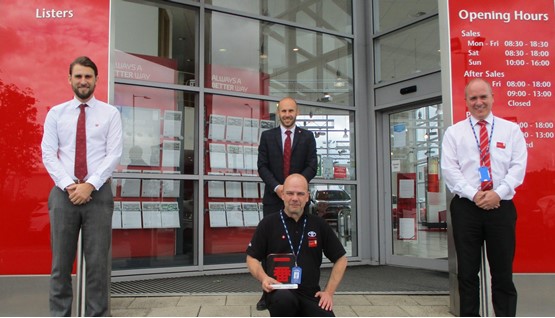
0, 0, 110, 274
447, 1, 555, 272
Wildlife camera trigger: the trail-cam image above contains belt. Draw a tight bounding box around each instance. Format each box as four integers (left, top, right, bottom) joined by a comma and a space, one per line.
74, 178, 111, 184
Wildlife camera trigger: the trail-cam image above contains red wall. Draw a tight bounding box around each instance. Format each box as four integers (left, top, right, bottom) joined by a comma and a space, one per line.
0, 0, 110, 274
448, 0, 555, 272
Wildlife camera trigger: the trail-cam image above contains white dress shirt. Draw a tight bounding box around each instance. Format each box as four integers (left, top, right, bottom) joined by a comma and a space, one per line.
441, 113, 527, 201
41, 96, 123, 190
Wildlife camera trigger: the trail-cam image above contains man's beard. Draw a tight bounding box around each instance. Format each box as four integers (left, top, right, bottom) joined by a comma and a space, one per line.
73, 85, 95, 100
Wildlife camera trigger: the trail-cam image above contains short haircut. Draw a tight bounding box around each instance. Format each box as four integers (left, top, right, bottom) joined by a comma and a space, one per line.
69, 56, 98, 76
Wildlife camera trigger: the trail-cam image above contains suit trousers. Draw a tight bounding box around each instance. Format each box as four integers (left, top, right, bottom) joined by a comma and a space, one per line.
48, 183, 114, 317
450, 195, 517, 317
267, 289, 335, 317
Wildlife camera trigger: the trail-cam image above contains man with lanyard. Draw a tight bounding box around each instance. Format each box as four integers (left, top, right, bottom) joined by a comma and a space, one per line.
246, 174, 347, 317
441, 78, 527, 316
256, 96, 317, 310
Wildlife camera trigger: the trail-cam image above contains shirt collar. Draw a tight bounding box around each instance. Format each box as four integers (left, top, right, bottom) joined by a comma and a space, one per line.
280, 124, 296, 135
72, 96, 97, 109
470, 112, 494, 126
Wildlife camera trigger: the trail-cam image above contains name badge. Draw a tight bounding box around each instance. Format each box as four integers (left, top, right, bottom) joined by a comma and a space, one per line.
479, 166, 491, 182
291, 266, 302, 284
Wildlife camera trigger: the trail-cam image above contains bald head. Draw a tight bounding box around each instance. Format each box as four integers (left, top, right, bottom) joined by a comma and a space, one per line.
465, 78, 494, 120
276, 97, 299, 129
281, 174, 309, 221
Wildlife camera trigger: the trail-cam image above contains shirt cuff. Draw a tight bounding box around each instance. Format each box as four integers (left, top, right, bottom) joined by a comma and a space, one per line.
85, 176, 103, 191
58, 177, 76, 191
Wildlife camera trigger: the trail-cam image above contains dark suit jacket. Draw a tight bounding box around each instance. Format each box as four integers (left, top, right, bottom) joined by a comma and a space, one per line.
258, 126, 317, 206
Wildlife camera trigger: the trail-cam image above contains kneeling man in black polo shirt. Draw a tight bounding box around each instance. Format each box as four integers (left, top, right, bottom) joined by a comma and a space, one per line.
246, 174, 348, 317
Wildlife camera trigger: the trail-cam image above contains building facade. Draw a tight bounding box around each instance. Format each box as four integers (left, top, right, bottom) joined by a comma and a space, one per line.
2, 0, 554, 315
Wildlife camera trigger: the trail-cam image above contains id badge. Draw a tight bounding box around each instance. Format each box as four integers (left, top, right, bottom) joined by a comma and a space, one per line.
291, 266, 302, 284
479, 166, 491, 182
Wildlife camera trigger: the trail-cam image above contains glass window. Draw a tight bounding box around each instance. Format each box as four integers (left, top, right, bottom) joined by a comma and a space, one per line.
112, 179, 196, 270
204, 95, 272, 175
114, 84, 197, 175
112, 0, 198, 86
204, 95, 355, 180
297, 109, 355, 181
373, 0, 437, 32
204, 181, 358, 263
203, 180, 263, 265
205, 11, 353, 106
207, 0, 352, 33
374, 17, 440, 84
309, 184, 357, 257
389, 104, 447, 259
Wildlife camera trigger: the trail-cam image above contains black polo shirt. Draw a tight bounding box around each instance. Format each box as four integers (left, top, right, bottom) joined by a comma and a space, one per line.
246, 211, 346, 296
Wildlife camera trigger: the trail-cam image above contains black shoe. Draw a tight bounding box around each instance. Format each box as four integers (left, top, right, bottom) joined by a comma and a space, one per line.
256, 297, 267, 311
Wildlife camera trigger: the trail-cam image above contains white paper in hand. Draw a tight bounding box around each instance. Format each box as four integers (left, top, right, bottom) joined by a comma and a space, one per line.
270, 283, 298, 290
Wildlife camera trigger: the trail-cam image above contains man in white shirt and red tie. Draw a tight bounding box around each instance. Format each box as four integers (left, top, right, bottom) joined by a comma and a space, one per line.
441, 78, 527, 317
41, 56, 123, 316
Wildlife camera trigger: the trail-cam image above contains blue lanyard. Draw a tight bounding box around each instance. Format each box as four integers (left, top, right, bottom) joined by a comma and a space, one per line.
469, 117, 495, 163
279, 210, 307, 267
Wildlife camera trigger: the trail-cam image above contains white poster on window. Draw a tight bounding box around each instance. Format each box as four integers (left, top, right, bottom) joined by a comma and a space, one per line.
226, 116, 243, 142
112, 201, 122, 229
163, 110, 182, 138
208, 114, 226, 140
393, 123, 407, 148
209, 143, 227, 169
208, 202, 227, 227
142, 202, 162, 228
121, 202, 142, 229
227, 144, 244, 170
160, 202, 180, 228
243, 118, 259, 143
399, 179, 415, 199
162, 140, 181, 167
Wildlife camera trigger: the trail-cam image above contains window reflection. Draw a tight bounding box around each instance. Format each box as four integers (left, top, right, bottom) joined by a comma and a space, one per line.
207, 0, 352, 33
375, 18, 440, 83
374, 0, 437, 32
204, 95, 355, 180
112, 0, 198, 85
204, 181, 263, 265
309, 184, 357, 257
114, 84, 197, 175
112, 179, 195, 270
205, 11, 353, 106
389, 104, 447, 259
297, 109, 355, 180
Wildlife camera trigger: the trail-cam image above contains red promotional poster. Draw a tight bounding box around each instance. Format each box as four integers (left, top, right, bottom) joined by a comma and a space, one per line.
0, 0, 110, 274
448, 0, 555, 272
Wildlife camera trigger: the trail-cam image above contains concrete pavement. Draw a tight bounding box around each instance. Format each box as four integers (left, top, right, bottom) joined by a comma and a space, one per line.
111, 293, 453, 317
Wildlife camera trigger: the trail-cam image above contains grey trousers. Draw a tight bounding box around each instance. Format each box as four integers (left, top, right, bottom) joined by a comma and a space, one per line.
48, 184, 113, 317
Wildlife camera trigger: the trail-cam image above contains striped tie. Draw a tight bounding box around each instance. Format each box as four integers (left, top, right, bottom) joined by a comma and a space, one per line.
478, 120, 493, 190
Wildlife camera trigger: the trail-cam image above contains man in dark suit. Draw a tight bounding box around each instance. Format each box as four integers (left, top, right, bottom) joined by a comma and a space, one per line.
258, 96, 318, 216
256, 96, 317, 310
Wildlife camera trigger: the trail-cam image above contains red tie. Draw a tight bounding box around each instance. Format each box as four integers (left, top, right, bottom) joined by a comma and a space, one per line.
74, 104, 88, 181
283, 130, 292, 178
478, 120, 493, 190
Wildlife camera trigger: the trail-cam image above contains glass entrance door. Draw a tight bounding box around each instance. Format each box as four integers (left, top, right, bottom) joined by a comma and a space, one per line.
385, 102, 448, 270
